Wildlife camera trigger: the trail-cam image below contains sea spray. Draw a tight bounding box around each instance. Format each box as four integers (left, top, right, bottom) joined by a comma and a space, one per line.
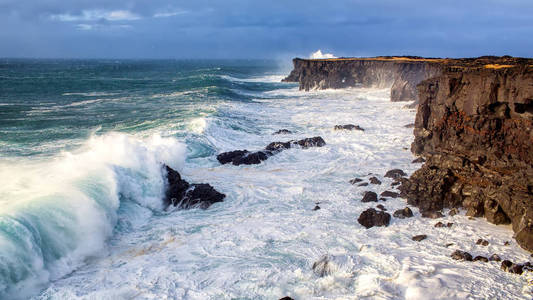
0, 133, 185, 298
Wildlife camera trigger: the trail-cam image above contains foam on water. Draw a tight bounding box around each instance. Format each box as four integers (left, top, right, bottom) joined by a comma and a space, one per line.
32, 87, 531, 299
0, 133, 186, 299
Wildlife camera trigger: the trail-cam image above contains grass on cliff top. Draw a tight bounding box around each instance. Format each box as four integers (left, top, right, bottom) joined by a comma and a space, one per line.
484, 64, 515, 69
307, 57, 446, 62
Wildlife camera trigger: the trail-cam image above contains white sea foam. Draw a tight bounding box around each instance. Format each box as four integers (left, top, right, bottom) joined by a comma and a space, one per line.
33, 87, 531, 299
219, 74, 286, 83
0, 133, 186, 299
310, 50, 337, 59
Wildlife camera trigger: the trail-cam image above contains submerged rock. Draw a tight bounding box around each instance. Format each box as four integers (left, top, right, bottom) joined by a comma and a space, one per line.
476, 239, 489, 246
473, 256, 489, 262
393, 207, 414, 219
489, 254, 502, 262
273, 129, 292, 135
421, 211, 444, 219
312, 255, 338, 277
334, 124, 365, 131
164, 165, 225, 210
313, 205, 321, 211
358, 208, 391, 228
362, 191, 378, 202
376, 204, 386, 211
349, 178, 363, 184
358, 183, 369, 187
369, 177, 382, 185
265, 136, 326, 151
412, 157, 426, 163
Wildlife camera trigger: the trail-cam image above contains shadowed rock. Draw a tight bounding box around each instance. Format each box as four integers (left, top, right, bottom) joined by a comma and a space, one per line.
349, 178, 363, 184
393, 207, 413, 219
369, 177, 382, 185
451, 250, 473, 261
421, 211, 444, 219
380, 191, 400, 198
164, 165, 225, 210
476, 239, 489, 246
489, 254, 502, 262
358, 182, 369, 187
412, 157, 426, 163
384, 169, 407, 179
312, 255, 338, 277
412, 234, 427, 242
358, 208, 391, 228
376, 204, 386, 211
473, 256, 489, 262
362, 191, 378, 202
273, 129, 292, 135
334, 124, 365, 131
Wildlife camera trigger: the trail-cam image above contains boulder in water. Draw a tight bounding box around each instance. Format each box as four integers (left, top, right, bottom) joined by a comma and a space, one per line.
334, 124, 365, 131
273, 129, 292, 135
358, 208, 391, 228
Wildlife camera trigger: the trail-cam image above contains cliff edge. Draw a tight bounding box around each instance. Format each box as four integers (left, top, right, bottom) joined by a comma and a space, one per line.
284, 56, 533, 251
400, 58, 533, 251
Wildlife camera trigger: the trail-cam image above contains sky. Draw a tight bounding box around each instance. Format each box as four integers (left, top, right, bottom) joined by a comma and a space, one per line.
0, 0, 532, 59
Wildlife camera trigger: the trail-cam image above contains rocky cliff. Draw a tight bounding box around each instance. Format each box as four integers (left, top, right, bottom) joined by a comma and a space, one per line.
400, 58, 533, 251
282, 57, 442, 102
284, 56, 533, 252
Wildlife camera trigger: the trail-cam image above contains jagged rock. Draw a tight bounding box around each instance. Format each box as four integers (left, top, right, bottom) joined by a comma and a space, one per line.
489, 254, 502, 262
446, 243, 454, 247
294, 136, 326, 148
279, 297, 294, 300
393, 207, 414, 219
362, 191, 378, 202
334, 124, 365, 131
412, 157, 426, 163
391, 181, 401, 186
447, 223, 453, 228
273, 129, 292, 135
358, 183, 369, 187
164, 165, 225, 209
313, 205, 321, 211
449, 208, 459, 216
476, 239, 489, 246
501, 260, 513, 271
376, 204, 386, 211
265, 141, 292, 151
451, 250, 473, 261
404, 123, 415, 128
380, 191, 400, 198
349, 178, 363, 184
216, 150, 249, 164
358, 208, 391, 228
384, 169, 407, 179
412, 235, 427, 242
216, 150, 273, 165
435, 222, 445, 228
504, 241, 510, 246
473, 256, 489, 262
379, 197, 387, 201
509, 264, 524, 275
369, 177, 382, 185
421, 211, 444, 219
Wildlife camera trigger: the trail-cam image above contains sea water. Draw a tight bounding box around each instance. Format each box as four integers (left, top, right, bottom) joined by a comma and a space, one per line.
0, 59, 530, 299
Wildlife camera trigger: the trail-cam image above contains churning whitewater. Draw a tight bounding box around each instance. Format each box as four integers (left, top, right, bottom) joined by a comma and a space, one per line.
0, 60, 530, 299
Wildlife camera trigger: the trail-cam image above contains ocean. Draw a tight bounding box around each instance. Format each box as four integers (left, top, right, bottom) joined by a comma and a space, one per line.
0, 59, 530, 299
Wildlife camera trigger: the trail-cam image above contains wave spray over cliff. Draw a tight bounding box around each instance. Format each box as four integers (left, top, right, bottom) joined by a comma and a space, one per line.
0, 59, 530, 299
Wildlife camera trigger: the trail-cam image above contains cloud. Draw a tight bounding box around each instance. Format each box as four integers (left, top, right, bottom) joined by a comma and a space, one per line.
310, 50, 336, 59
153, 10, 188, 18
75, 23, 133, 31
51, 10, 141, 22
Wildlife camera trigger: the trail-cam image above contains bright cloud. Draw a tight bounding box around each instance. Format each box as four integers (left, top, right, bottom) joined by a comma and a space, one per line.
51, 10, 141, 22
153, 10, 188, 18
310, 50, 337, 59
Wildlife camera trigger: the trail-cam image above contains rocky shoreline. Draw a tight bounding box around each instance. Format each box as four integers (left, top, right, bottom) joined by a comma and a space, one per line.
283, 56, 533, 253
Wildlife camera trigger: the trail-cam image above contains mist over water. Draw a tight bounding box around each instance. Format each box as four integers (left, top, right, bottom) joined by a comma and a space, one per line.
0, 60, 530, 299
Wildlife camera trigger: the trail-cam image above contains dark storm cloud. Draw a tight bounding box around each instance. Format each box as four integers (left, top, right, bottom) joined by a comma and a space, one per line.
0, 0, 532, 58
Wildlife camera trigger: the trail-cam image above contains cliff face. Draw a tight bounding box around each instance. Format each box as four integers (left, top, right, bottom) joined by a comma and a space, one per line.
282, 57, 442, 102
400, 62, 533, 251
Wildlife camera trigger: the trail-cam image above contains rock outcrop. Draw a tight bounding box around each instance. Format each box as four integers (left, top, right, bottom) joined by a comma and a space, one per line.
282, 57, 442, 102
399, 57, 533, 251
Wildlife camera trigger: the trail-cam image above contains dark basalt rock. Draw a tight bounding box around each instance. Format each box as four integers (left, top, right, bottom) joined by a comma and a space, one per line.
412, 234, 427, 242
216, 150, 250, 165
412, 157, 426, 163
231, 151, 272, 165
177, 184, 225, 209
349, 178, 363, 184
434, 222, 445, 228
393, 207, 414, 219
501, 260, 513, 271
164, 165, 225, 210
399, 61, 533, 252
369, 177, 382, 185
509, 264, 524, 275
279, 297, 295, 300
380, 191, 400, 198
473, 256, 489, 262
273, 129, 292, 135
358, 183, 369, 187
376, 204, 386, 211
384, 169, 407, 179
489, 254, 502, 262
391, 181, 401, 186
265, 141, 292, 151
421, 211, 444, 219
451, 250, 473, 261
476, 239, 489, 246
362, 191, 378, 202
334, 124, 365, 131
266, 136, 326, 151
313, 205, 321, 211
404, 123, 415, 128
358, 208, 391, 228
